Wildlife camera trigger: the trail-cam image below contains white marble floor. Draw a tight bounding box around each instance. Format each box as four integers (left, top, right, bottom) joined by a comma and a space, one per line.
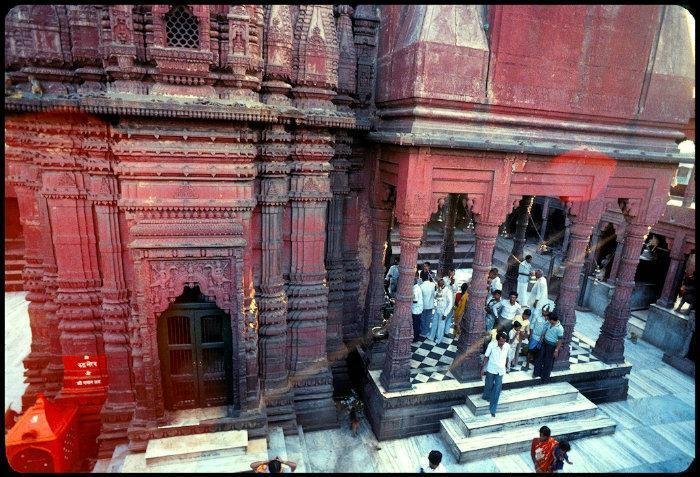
303, 310, 695, 473
5, 293, 695, 472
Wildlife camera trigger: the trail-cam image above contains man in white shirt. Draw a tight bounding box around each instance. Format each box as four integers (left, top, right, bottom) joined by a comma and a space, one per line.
428, 278, 454, 343
498, 291, 522, 330
419, 450, 447, 473
442, 267, 458, 336
411, 274, 424, 342
481, 331, 510, 417
527, 269, 548, 312
517, 255, 533, 305
488, 267, 502, 294
385, 257, 399, 297
419, 271, 436, 339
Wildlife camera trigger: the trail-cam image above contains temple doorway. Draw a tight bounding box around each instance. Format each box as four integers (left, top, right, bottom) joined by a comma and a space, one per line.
157, 286, 235, 410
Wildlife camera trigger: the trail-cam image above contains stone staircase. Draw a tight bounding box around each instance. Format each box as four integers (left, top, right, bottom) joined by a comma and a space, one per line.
4, 238, 25, 292
114, 424, 309, 473
628, 309, 650, 339
120, 428, 269, 473
440, 381, 616, 463
266, 425, 309, 473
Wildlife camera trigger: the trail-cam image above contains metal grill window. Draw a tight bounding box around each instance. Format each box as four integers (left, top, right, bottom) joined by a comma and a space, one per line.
165, 5, 199, 49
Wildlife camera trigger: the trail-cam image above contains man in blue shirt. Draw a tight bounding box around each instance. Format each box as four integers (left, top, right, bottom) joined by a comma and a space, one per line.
533, 312, 564, 382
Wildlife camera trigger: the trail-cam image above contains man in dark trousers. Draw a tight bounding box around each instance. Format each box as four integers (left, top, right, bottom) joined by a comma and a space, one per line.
533, 312, 564, 382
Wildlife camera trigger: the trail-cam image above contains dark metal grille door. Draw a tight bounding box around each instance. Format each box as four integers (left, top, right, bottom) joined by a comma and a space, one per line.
160, 313, 198, 409
197, 313, 233, 407
159, 301, 234, 410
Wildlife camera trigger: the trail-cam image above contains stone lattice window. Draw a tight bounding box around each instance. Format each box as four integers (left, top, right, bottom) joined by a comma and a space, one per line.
165, 5, 199, 49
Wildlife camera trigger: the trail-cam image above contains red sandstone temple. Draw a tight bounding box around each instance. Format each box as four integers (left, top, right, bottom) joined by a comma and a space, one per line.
4, 5, 695, 469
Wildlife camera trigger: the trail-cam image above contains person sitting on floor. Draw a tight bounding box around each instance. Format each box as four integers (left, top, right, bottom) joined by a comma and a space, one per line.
251, 456, 298, 473
419, 450, 446, 473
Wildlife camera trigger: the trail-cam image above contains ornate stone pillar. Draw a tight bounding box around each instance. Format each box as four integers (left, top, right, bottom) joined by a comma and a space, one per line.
342, 146, 365, 343
657, 234, 687, 308
36, 185, 63, 400
379, 223, 422, 391
452, 220, 500, 381
682, 166, 695, 207
593, 222, 649, 363
286, 128, 337, 428
364, 206, 392, 335
257, 124, 296, 430
326, 132, 351, 387
40, 152, 107, 461
7, 145, 51, 409
578, 222, 605, 306
554, 221, 594, 369
240, 208, 261, 410
438, 194, 457, 277
540, 197, 551, 241
561, 216, 572, 254
84, 165, 135, 458
505, 195, 534, 295
608, 224, 626, 283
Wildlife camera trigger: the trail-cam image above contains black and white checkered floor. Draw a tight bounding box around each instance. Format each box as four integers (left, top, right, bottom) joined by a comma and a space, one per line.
409, 330, 600, 385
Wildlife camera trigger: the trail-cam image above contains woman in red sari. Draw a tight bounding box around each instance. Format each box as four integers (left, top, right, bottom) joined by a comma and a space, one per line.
531, 425, 558, 473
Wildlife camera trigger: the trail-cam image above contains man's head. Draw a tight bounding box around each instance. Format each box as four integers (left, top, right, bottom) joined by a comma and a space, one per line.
509, 291, 518, 303
422, 261, 431, 272
393, 256, 399, 265
534, 268, 543, 279
420, 270, 430, 282
491, 290, 502, 300
268, 458, 283, 474
437, 278, 445, 289
448, 267, 455, 278
461, 282, 469, 293
512, 321, 522, 331
522, 308, 532, 318
558, 440, 571, 453
489, 267, 499, 278
525, 255, 532, 263
496, 331, 508, 346
539, 425, 551, 441
547, 313, 560, 325
428, 450, 442, 469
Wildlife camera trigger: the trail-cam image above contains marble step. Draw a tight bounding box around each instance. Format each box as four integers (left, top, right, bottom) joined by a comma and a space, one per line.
465, 381, 579, 416
284, 429, 308, 473
627, 316, 647, 338
452, 393, 597, 436
144, 429, 249, 466
267, 426, 288, 461
123, 437, 268, 473
441, 414, 616, 463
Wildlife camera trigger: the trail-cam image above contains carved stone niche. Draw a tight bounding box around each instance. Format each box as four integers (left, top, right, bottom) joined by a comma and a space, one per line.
127, 214, 257, 418
148, 4, 217, 98
132, 244, 251, 418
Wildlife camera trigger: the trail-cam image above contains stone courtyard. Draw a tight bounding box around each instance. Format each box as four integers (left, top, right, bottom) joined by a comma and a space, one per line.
5, 291, 694, 472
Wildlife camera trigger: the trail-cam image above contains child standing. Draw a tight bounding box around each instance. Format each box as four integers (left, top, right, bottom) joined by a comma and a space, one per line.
507, 321, 523, 371
552, 440, 573, 472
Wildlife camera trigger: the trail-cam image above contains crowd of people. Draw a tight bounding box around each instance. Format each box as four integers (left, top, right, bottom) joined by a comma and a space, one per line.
386, 256, 566, 415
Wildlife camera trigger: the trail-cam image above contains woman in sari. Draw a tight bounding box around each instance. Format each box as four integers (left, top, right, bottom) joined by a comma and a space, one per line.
531, 425, 558, 473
